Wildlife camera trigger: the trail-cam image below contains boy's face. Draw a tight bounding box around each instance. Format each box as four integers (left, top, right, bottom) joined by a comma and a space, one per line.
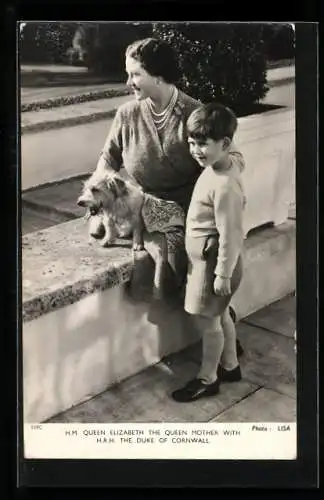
188, 136, 230, 167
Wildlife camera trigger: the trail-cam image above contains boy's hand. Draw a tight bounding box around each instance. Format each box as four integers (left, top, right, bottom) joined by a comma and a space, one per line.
203, 236, 218, 259
213, 276, 231, 296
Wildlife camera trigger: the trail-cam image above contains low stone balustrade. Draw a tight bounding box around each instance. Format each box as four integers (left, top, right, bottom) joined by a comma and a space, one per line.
237, 108, 295, 236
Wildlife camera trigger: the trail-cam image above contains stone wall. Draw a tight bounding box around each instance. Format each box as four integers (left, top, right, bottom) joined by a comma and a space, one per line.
23, 219, 296, 422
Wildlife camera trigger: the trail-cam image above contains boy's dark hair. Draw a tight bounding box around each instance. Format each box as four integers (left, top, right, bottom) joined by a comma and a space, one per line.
125, 37, 181, 84
187, 103, 238, 142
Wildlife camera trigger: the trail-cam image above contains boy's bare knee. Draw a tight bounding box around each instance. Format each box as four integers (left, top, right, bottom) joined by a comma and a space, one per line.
195, 313, 223, 332
213, 315, 222, 331
221, 306, 231, 323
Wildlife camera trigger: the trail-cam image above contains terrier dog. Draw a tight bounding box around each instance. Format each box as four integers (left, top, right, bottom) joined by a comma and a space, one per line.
77, 170, 144, 250
77, 170, 186, 299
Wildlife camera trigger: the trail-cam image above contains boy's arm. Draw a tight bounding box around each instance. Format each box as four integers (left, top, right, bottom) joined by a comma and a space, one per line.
213, 184, 244, 279
95, 107, 123, 175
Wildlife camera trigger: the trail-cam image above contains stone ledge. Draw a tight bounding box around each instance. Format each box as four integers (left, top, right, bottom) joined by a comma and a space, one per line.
22, 217, 146, 322
23, 218, 296, 324
232, 222, 296, 320
267, 76, 295, 88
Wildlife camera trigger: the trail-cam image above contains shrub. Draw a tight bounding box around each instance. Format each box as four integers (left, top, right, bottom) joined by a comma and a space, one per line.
152, 23, 269, 110
85, 22, 152, 76
19, 22, 77, 64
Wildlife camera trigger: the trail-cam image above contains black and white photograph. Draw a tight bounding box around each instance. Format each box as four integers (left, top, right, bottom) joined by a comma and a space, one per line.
20, 21, 299, 461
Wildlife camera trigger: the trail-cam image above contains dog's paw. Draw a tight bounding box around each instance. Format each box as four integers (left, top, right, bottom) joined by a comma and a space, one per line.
101, 239, 113, 248
88, 215, 105, 240
90, 232, 104, 240
132, 242, 144, 251
90, 225, 105, 240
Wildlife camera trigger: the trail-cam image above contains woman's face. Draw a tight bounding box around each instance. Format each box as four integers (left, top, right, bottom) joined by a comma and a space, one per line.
125, 56, 158, 100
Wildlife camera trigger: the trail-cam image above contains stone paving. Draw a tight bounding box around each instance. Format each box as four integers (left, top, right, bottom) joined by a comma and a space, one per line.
47, 294, 296, 423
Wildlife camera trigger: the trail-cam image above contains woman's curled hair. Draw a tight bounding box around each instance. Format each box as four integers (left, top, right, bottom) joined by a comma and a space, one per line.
126, 37, 181, 84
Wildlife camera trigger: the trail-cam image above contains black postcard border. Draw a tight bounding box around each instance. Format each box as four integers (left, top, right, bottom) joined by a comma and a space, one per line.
5, 11, 319, 491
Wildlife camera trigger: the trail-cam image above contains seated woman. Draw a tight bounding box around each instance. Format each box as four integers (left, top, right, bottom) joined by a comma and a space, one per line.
92, 37, 243, 345
93, 37, 202, 294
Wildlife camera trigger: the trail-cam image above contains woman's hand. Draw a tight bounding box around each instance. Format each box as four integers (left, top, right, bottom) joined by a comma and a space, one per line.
132, 211, 145, 251
132, 241, 144, 251
213, 275, 231, 296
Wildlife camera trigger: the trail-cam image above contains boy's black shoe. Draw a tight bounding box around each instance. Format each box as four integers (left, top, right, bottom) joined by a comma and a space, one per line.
171, 378, 220, 403
217, 364, 242, 382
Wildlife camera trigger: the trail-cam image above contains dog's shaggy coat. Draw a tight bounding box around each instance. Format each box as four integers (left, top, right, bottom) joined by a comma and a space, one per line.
77, 171, 186, 299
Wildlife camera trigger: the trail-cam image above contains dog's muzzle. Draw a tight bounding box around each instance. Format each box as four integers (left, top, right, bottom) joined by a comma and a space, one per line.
77, 197, 87, 208
77, 198, 102, 214
78, 203, 103, 222
89, 205, 101, 216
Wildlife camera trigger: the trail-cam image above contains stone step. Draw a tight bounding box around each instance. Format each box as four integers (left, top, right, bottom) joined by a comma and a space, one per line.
20, 63, 295, 110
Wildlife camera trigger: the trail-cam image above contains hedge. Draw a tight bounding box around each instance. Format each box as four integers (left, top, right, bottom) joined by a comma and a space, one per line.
19, 22, 78, 64
152, 23, 269, 110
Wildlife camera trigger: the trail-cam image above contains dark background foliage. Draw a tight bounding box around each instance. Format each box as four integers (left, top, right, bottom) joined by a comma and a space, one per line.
19, 22, 295, 110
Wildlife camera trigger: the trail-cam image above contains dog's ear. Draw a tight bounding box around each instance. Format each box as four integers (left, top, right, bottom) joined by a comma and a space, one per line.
113, 177, 128, 197
104, 177, 118, 198
105, 176, 128, 198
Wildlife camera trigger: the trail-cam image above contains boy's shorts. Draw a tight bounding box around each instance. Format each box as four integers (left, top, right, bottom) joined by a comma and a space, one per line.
184, 235, 243, 317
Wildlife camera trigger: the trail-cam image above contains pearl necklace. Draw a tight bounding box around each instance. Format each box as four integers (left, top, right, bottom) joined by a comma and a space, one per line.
147, 87, 178, 131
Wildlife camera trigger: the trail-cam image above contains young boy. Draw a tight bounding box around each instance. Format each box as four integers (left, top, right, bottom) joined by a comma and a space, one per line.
172, 103, 246, 403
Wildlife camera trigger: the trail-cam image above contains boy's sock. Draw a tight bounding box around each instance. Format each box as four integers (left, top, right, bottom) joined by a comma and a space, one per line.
197, 317, 224, 384
220, 307, 239, 371
229, 305, 236, 323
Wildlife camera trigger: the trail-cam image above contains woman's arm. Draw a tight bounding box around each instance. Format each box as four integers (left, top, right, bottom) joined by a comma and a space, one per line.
95, 107, 123, 175
228, 141, 246, 173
